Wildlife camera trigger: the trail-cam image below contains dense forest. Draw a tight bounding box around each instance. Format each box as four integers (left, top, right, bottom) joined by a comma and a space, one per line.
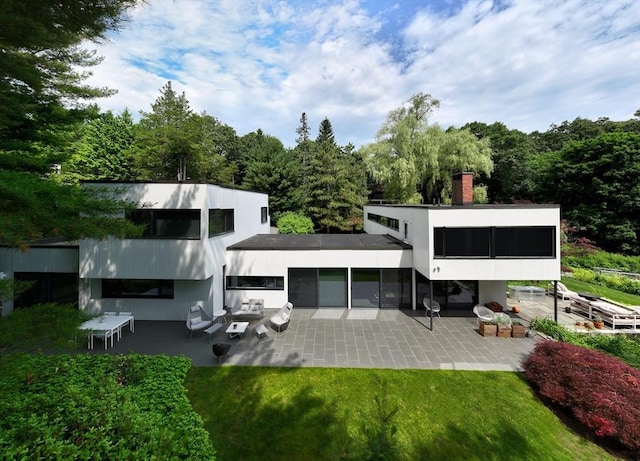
1, 1, 638, 257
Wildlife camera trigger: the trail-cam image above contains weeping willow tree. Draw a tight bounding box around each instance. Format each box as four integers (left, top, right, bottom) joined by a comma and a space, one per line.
361, 93, 494, 203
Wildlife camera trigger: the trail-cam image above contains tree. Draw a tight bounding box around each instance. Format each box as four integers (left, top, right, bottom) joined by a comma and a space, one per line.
362, 93, 493, 203
304, 118, 368, 232
195, 114, 237, 185
277, 212, 314, 234
541, 132, 640, 255
463, 122, 536, 202
241, 131, 302, 221
0, 0, 140, 247
134, 81, 203, 181
61, 110, 136, 182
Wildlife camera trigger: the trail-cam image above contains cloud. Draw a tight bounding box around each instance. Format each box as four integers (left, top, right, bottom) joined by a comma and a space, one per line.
84, 0, 640, 148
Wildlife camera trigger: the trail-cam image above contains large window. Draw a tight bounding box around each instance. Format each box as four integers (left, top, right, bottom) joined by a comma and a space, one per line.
209, 209, 234, 236
226, 276, 284, 290
434, 226, 555, 258
352, 268, 411, 308
287, 268, 347, 308
14, 272, 78, 308
102, 279, 174, 299
128, 209, 200, 239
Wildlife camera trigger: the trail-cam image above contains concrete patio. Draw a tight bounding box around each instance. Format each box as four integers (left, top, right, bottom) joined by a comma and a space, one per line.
84, 293, 634, 371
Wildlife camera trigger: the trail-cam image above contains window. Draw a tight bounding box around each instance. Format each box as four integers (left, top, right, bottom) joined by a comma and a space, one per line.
102, 279, 174, 298
14, 272, 78, 308
434, 226, 556, 258
367, 213, 399, 231
261, 206, 268, 224
209, 209, 234, 236
226, 276, 284, 290
127, 209, 200, 239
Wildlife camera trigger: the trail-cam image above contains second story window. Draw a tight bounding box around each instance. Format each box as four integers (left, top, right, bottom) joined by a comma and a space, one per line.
209, 209, 234, 237
127, 209, 201, 239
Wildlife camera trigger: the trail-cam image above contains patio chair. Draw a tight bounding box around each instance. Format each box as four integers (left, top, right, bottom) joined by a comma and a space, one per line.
473, 305, 497, 326
186, 304, 213, 340
270, 302, 293, 332
92, 328, 115, 350
423, 297, 441, 317
548, 282, 578, 301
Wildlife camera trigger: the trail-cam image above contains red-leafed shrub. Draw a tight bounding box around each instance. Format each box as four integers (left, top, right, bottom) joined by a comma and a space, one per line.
523, 341, 640, 455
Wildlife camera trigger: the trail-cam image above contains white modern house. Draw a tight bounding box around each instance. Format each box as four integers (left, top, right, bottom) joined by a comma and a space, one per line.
1, 174, 561, 320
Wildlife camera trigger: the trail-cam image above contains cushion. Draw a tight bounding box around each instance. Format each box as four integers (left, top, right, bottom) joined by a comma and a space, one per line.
190, 316, 201, 327
250, 305, 260, 312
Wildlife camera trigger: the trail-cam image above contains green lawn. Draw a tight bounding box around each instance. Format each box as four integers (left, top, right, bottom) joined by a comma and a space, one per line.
186, 367, 615, 461
561, 277, 640, 306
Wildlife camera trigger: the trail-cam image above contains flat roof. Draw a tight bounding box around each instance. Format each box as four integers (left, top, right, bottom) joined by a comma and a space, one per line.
227, 234, 412, 251
366, 203, 560, 210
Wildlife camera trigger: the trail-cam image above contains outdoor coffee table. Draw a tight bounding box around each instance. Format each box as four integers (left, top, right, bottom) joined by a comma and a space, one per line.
226, 321, 249, 339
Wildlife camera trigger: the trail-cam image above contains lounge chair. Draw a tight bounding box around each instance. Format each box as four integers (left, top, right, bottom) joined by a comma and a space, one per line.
186, 304, 213, 340
547, 282, 577, 301
270, 302, 293, 332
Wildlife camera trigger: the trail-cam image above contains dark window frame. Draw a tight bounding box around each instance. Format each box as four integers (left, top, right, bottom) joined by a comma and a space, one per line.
127, 209, 201, 240
102, 279, 174, 299
434, 226, 556, 259
367, 212, 399, 231
226, 275, 284, 290
209, 208, 235, 237
261, 206, 268, 224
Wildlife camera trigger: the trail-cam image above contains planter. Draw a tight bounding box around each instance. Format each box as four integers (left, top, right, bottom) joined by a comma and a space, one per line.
497, 326, 512, 338
512, 324, 526, 338
480, 322, 497, 337
511, 305, 520, 314
593, 321, 604, 330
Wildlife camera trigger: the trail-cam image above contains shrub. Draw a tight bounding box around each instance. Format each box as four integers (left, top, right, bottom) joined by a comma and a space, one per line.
523, 341, 640, 455
277, 211, 314, 234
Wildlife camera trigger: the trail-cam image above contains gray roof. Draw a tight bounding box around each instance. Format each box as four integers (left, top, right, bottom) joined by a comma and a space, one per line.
227, 234, 412, 251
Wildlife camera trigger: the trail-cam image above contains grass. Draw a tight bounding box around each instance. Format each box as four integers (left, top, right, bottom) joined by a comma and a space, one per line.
561, 277, 640, 306
185, 367, 616, 461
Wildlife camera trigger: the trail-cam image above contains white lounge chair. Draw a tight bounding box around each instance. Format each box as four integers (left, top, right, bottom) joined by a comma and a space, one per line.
270, 302, 293, 332
186, 304, 213, 340
547, 282, 578, 301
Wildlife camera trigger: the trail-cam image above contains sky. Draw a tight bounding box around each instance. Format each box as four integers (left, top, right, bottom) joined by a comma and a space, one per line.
85, 0, 640, 148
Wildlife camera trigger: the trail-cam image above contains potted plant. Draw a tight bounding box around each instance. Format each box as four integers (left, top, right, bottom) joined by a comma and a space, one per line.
496, 315, 512, 338
479, 320, 497, 337
593, 315, 604, 329
511, 321, 526, 338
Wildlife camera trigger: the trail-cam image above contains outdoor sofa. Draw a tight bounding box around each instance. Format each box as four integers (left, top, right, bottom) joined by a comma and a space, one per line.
570, 295, 640, 330
230, 298, 264, 320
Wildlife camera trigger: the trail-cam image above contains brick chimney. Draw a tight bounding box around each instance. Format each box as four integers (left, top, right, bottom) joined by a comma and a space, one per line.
452, 172, 474, 205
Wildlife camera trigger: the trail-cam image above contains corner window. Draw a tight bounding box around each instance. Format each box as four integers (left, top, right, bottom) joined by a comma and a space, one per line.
127, 209, 201, 239
102, 279, 174, 298
226, 276, 284, 290
209, 209, 234, 237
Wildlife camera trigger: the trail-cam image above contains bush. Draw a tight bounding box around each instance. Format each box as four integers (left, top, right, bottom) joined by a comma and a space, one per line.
523, 341, 640, 455
570, 268, 640, 296
0, 353, 215, 460
277, 211, 314, 234
530, 317, 640, 368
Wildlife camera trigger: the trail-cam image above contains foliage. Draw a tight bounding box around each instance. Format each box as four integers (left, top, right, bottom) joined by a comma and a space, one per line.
0, 170, 141, 247
529, 317, 640, 368
304, 119, 368, 232
60, 110, 136, 182
0, 353, 215, 460
523, 341, 640, 455
463, 121, 537, 202
187, 366, 614, 461
241, 131, 303, 220
362, 93, 493, 203
569, 268, 640, 296
277, 212, 314, 234
560, 277, 640, 308
562, 248, 640, 273
361, 378, 399, 461
539, 132, 640, 255
0, 0, 140, 248
0, 303, 85, 353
